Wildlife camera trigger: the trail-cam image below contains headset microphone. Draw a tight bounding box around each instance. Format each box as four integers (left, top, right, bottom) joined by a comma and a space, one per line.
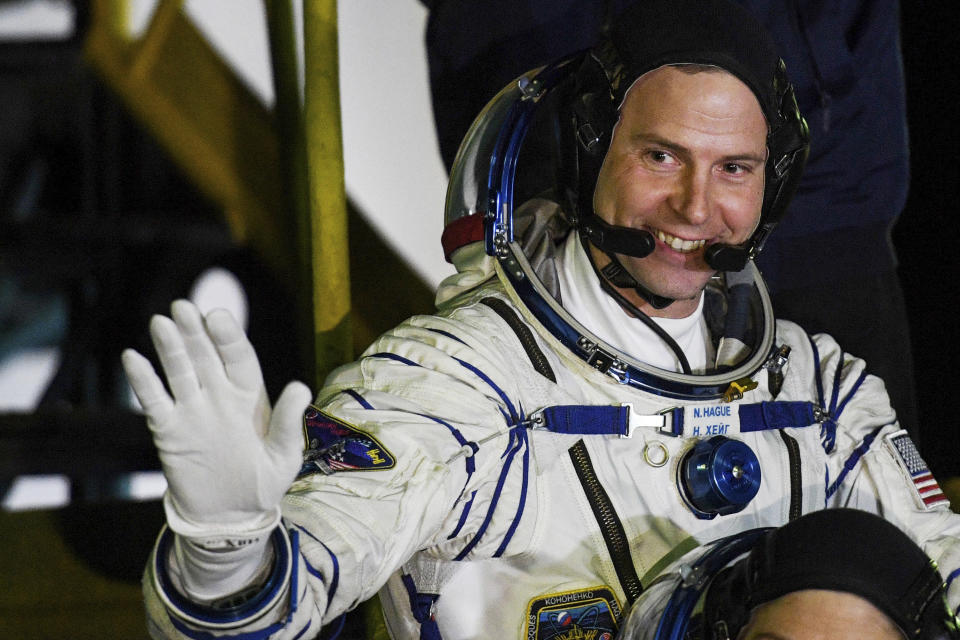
581, 215, 755, 272
704, 243, 750, 272
580, 215, 655, 258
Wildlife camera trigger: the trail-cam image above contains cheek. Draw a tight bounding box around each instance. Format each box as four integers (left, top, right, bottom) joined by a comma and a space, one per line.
599, 169, 665, 226
723, 185, 764, 239
594, 123, 634, 217
592, 165, 616, 220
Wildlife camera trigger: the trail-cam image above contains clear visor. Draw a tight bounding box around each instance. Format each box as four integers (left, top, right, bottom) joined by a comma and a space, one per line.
443, 71, 534, 230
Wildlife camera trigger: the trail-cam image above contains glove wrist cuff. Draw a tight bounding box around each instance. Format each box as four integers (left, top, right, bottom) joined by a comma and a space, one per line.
163, 492, 281, 550
151, 524, 294, 630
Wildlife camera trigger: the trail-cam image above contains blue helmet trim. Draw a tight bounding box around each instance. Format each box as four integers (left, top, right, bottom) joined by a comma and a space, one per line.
484, 58, 579, 256
506, 266, 762, 400
654, 527, 771, 640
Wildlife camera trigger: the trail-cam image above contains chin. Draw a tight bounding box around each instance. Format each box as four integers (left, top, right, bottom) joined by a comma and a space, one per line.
633, 268, 715, 302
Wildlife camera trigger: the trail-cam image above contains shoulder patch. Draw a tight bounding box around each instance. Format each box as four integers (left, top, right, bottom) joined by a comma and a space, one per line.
299, 406, 396, 476
525, 586, 621, 640
884, 429, 950, 510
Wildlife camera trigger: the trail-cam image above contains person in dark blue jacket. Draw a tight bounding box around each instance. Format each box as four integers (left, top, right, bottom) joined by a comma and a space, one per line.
420, 0, 918, 442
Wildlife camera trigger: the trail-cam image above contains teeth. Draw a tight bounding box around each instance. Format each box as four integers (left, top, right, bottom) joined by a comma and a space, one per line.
656, 230, 706, 253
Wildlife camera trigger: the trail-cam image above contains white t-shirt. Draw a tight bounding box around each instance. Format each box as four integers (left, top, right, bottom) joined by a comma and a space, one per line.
555, 233, 714, 373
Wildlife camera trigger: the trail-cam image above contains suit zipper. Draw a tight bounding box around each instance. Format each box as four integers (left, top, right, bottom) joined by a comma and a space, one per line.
778, 429, 803, 521
481, 297, 557, 382
569, 440, 644, 604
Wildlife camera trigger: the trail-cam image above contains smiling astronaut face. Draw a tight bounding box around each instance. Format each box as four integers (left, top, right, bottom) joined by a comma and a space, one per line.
591, 66, 768, 319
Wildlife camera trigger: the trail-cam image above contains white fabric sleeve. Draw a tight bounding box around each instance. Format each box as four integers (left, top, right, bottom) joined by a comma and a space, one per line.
803, 330, 960, 613
169, 534, 275, 603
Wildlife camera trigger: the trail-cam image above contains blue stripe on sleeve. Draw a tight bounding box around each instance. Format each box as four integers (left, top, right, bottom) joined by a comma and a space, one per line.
419, 412, 479, 502
495, 426, 530, 557
948, 567, 960, 589
453, 356, 519, 423
828, 353, 844, 415
293, 525, 340, 603
426, 327, 468, 345
448, 490, 477, 540
368, 352, 421, 367
946, 569, 960, 619
806, 334, 826, 408
454, 429, 525, 561
832, 370, 869, 419
293, 620, 313, 639
821, 368, 869, 454
169, 617, 313, 640
166, 529, 302, 640
367, 349, 521, 429
341, 388, 373, 410
825, 424, 885, 502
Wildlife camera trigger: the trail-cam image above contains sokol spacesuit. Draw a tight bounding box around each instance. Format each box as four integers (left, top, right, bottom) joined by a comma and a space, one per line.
125, 1, 960, 639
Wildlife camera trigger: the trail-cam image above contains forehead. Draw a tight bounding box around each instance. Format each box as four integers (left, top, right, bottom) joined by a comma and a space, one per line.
617, 65, 768, 139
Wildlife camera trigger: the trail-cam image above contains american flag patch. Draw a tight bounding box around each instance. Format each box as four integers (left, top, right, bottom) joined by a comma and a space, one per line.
884, 430, 950, 510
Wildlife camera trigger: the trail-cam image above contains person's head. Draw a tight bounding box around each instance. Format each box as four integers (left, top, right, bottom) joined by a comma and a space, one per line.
570, 0, 808, 315
735, 589, 905, 640
617, 509, 958, 640
591, 64, 768, 317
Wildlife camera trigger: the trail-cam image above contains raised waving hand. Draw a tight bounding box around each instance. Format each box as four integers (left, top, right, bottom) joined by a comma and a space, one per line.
122, 299, 312, 549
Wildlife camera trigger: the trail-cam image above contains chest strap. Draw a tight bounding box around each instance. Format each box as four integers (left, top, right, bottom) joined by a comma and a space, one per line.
529, 401, 824, 438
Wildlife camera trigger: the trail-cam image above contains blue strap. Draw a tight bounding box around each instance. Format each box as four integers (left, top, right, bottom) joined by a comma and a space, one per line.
538, 405, 630, 436
401, 574, 444, 640
532, 402, 819, 437
738, 402, 818, 432
825, 424, 885, 502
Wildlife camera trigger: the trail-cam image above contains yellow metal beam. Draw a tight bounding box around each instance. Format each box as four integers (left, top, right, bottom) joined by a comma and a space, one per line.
303, 0, 352, 387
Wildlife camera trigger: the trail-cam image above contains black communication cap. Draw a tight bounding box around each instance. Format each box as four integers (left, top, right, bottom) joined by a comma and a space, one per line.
573, 0, 809, 275
605, 0, 783, 126
728, 509, 950, 638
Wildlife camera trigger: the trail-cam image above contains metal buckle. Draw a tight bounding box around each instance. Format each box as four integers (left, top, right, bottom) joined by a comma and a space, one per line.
527, 408, 547, 430
622, 403, 670, 438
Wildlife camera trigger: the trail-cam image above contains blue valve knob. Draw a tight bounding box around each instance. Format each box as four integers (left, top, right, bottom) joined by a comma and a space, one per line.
679, 436, 761, 519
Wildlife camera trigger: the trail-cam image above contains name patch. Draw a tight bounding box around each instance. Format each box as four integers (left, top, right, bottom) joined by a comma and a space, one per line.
689, 404, 732, 437
299, 406, 395, 476
526, 586, 620, 640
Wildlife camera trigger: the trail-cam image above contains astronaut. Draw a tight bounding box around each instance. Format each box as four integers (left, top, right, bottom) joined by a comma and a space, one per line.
122, 1, 960, 639
617, 509, 958, 639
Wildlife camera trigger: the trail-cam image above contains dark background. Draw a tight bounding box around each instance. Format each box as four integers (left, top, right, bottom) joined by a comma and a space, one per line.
897, 5, 960, 479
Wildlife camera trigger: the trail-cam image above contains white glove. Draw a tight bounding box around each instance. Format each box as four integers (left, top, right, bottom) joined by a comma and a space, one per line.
122, 300, 312, 598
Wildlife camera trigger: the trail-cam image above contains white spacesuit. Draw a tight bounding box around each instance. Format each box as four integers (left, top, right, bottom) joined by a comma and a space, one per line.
143, 213, 960, 640
128, 1, 960, 639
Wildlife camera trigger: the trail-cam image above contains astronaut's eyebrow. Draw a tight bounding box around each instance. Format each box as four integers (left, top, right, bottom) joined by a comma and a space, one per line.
631, 132, 766, 165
